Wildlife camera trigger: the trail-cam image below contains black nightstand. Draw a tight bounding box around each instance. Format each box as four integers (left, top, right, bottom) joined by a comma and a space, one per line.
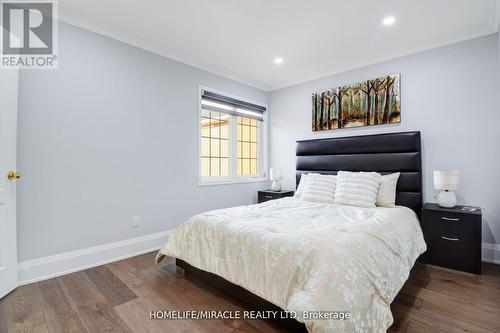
258, 190, 294, 203
421, 203, 482, 274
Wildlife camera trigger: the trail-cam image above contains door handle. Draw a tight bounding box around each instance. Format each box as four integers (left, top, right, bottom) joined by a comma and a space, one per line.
7, 170, 22, 181
441, 236, 459, 241
441, 217, 460, 222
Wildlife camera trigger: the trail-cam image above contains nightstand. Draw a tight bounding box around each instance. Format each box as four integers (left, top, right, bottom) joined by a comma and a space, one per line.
421, 203, 482, 274
258, 190, 294, 203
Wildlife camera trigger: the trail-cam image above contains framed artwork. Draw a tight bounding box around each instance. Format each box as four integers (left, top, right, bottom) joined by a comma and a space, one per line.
312, 74, 400, 131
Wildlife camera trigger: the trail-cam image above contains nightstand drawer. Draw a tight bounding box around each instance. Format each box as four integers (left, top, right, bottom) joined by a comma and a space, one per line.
258, 192, 280, 202
423, 209, 475, 224
427, 216, 476, 241
257, 190, 294, 203
425, 234, 480, 273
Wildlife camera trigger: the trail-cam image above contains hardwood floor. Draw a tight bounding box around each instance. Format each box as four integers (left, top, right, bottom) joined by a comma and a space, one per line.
1, 252, 499, 333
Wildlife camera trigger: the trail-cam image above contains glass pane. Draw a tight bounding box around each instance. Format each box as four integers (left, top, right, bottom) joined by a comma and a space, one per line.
239, 160, 244, 175
250, 142, 257, 158
220, 158, 229, 176
249, 118, 257, 127
211, 159, 220, 177
210, 119, 220, 138
251, 160, 257, 174
242, 142, 250, 158
201, 118, 210, 137
250, 126, 257, 142
237, 159, 242, 176
201, 109, 210, 118
242, 125, 250, 142
201, 158, 210, 177
242, 159, 250, 175
201, 137, 210, 157
237, 124, 242, 140
211, 138, 220, 157
221, 139, 229, 157
220, 119, 229, 139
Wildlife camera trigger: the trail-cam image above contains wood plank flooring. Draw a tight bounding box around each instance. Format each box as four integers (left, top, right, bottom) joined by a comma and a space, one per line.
1, 252, 499, 333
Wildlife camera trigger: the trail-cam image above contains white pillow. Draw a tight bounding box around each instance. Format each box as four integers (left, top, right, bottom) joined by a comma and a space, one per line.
334, 171, 382, 208
376, 172, 400, 208
300, 173, 337, 204
294, 173, 308, 198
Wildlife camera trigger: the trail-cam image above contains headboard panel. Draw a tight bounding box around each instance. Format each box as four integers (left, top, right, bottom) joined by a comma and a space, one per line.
296, 131, 422, 217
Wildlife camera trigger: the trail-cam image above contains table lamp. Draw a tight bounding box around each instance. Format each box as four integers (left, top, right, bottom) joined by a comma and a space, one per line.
433, 170, 460, 208
270, 168, 282, 191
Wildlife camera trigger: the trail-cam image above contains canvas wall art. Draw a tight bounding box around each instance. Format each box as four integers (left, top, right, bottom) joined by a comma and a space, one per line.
312, 74, 401, 131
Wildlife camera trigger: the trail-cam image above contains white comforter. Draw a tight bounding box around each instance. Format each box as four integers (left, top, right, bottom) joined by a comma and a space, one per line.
157, 197, 426, 332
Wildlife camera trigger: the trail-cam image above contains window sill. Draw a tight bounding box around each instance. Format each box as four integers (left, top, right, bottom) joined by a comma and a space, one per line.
198, 177, 268, 187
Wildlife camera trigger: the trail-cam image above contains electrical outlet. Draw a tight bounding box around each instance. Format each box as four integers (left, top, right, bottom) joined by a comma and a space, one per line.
132, 216, 140, 228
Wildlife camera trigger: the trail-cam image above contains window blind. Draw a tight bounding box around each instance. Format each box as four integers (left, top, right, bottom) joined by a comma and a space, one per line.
201, 90, 266, 121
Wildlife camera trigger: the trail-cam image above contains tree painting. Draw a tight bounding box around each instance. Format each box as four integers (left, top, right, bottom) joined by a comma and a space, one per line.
312, 74, 400, 131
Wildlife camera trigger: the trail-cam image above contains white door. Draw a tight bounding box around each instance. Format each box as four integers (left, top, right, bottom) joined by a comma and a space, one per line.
0, 66, 19, 298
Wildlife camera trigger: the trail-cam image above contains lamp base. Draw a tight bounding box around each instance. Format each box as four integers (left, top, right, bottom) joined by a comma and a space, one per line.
271, 180, 281, 191
437, 190, 457, 208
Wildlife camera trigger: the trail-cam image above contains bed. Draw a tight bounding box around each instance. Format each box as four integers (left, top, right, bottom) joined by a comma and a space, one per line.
156, 131, 426, 332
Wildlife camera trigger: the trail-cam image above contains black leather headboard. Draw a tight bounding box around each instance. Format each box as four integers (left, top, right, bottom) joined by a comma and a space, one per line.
296, 131, 422, 217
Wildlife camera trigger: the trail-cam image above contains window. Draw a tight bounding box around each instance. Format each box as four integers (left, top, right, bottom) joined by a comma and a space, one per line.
201, 110, 230, 177
237, 116, 259, 176
199, 87, 267, 184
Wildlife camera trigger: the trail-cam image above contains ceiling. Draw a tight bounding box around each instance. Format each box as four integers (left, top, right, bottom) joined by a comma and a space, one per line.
58, 0, 500, 91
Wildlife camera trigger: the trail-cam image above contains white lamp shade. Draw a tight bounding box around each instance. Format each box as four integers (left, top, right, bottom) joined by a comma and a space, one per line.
433, 170, 460, 191
270, 168, 282, 181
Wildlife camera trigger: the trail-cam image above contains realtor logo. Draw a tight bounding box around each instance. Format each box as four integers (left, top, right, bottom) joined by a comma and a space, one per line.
1, 0, 58, 69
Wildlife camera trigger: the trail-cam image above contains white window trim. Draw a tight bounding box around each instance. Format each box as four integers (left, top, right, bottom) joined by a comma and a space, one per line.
198, 85, 268, 186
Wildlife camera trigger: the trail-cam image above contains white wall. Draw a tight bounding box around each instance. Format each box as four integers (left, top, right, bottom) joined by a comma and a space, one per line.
269, 33, 500, 246
17, 23, 269, 261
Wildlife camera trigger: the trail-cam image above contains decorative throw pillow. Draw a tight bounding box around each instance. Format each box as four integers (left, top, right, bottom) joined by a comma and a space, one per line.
300, 173, 337, 204
294, 173, 309, 198
376, 172, 400, 208
334, 171, 382, 208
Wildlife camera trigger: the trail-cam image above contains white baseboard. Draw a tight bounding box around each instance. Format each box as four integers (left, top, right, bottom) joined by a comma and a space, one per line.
482, 242, 500, 265
17, 229, 175, 286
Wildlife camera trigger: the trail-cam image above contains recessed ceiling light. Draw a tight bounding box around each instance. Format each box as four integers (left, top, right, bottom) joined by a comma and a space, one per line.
382, 16, 396, 26
274, 57, 283, 65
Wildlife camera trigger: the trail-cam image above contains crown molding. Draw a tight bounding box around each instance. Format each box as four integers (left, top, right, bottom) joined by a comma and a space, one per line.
57, 11, 271, 92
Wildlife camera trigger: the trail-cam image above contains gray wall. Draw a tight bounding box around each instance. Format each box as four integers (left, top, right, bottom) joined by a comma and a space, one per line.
17, 23, 269, 261
269, 33, 500, 245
